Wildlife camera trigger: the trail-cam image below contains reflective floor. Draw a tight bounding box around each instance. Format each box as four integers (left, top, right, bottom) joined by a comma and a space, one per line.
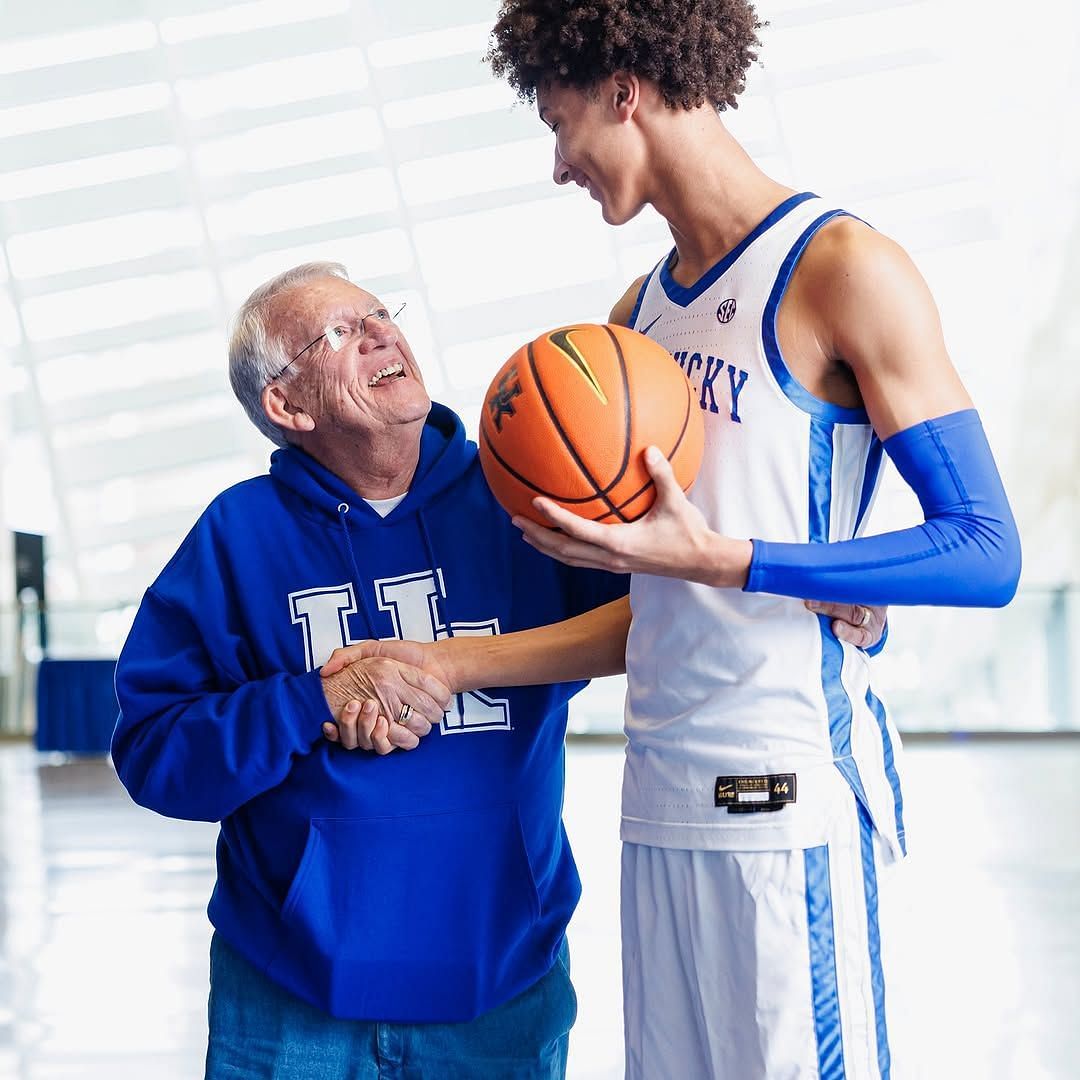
1, 737, 1077, 1079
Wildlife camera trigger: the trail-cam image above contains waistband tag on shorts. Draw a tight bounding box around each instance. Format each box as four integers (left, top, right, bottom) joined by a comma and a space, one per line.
714, 773, 797, 814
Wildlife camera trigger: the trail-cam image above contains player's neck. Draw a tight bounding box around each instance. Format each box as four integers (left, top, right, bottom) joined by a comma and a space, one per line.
648, 120, 795, 286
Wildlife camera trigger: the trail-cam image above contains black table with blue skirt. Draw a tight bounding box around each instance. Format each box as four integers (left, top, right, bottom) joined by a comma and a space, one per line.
35, 658, 119, 754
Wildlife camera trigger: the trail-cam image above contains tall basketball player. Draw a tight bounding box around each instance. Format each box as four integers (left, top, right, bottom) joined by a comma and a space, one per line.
326, 2, 1021, 1076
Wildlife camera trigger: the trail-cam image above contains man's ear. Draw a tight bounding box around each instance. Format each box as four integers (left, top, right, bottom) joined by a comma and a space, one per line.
262, 382, 315, 434
611, 72, 640, 120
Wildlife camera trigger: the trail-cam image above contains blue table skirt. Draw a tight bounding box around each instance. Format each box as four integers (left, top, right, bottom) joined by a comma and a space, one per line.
35, 658, 119, 754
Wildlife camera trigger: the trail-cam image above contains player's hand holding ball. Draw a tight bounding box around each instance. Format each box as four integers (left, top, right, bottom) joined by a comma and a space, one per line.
478, 323, 751, 584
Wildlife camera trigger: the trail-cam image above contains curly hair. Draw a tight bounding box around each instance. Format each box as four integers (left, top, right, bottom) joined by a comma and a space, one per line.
485, 0, 764, 112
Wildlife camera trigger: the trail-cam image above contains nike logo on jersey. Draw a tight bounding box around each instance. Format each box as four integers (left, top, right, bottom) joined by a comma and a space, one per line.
639, 314, 663, 336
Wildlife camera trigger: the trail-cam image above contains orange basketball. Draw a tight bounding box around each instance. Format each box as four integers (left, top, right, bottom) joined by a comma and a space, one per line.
478, 323, 704, 525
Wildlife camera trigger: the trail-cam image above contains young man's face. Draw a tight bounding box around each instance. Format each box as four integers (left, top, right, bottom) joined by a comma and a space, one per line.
537, 78, 645, 227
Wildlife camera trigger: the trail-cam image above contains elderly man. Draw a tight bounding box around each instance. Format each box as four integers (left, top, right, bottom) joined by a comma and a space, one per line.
111, 261, 629, 1079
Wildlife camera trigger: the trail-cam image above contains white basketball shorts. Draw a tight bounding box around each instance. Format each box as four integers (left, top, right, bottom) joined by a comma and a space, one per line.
621, 798, 910, 1079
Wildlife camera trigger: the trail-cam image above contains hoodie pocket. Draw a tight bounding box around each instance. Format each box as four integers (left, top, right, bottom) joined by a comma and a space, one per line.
279, 803, 543, 1020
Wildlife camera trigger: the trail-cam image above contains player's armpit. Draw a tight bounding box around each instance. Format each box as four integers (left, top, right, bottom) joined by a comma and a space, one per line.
608, 274, 648, 327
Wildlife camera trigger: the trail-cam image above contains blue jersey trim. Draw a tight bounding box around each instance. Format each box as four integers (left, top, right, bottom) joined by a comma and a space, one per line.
854, 435, 885, 536
804, 844, 846, 1079
865, 687, 907, 856
810, 419, 873, 811
658, 191, 818, 308
858, 803, 892, 1078
762, 210, 870, 425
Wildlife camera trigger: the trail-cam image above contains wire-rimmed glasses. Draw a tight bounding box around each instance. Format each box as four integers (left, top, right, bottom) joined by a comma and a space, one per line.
269, 302, 407, 383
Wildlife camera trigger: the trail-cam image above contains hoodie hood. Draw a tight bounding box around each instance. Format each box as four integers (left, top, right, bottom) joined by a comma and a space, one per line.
268, 402, 472, 523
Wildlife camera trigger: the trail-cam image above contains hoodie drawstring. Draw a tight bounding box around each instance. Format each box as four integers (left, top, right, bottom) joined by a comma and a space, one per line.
336, 503, 379, 638
338, 502, 464, 727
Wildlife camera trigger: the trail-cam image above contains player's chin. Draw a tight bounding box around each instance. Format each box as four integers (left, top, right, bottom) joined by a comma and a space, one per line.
599, 197, 644, 227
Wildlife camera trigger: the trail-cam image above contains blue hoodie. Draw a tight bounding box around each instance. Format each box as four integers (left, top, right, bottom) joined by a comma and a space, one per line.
112, 404, 627, 1023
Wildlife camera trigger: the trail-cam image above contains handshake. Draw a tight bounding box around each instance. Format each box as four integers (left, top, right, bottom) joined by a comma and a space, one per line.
317, 599, 887, 756
319, 638, 454, 756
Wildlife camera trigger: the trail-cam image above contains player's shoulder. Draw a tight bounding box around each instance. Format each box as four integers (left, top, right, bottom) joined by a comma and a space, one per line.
801, 214, 919, 297
794, 213, 935, 338
608, 274, 649, 327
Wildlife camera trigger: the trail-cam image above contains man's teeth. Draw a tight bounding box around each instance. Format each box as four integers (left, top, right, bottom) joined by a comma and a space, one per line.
368, 363, 404, 387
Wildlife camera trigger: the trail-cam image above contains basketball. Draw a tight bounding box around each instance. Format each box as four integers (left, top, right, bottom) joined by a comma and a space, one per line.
478, 323, 705, 525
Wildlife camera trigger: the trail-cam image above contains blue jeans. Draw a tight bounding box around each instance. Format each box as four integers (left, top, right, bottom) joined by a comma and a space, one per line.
205, 933, 576, 1079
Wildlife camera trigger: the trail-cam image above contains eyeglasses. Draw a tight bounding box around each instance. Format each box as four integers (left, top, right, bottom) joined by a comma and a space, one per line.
270, 302, 407, 383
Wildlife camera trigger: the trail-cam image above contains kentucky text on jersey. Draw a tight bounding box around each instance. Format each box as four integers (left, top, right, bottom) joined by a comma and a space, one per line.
673, 350, 750, 422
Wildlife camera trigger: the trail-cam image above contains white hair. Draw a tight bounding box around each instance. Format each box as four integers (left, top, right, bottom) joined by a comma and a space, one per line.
227, 260, 349, 447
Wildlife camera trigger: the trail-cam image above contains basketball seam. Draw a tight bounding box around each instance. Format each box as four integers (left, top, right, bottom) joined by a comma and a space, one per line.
586, 378, 697, 521
527, 338, 628, 521
480, 425, 615, 504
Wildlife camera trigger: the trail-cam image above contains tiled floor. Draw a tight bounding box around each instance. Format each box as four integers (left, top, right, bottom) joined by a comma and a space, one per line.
1, 737, 1078, 1079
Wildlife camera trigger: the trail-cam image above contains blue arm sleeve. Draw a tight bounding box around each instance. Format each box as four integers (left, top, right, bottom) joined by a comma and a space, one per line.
111, 588, 330, 822
745, 409, 1021, 607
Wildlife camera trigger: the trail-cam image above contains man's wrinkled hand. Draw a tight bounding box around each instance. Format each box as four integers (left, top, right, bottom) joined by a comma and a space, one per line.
322, 638, 453, 688
320, 656, 451, 754
322, 699, 415, 754
804, 600, 887, 649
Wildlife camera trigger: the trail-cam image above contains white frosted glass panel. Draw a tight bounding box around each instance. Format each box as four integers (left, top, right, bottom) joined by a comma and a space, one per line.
69, 458, 256, 525
398, 137, 550, 204
98, 477, 136, 523
21, 271, 217, 341
0, 147, 183, 201
131, 459, 257, 515
383, 84, 517, 129
36, 334, 223, 403
56, 395, 234, 449
175, 50, 369, 119
80, 544, 136, 576
8, 208, 203, 278
414, 196, 615, 309
442, 326, 548, 390
195, 109, 381, 176
3, 436, 57, 533
207, 170, 397, 238
777, 68, 954, 191
0, 20, 157, 74
222, 227, 412, 307
0, 84, 170, 138
368, 22, 488, 68
159, 0, 349, 44
765, 6, 931, 71
0, 293, 22, 348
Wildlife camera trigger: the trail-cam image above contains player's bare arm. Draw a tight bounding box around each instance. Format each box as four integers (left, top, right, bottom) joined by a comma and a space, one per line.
794, 215, 973, 436
323, 595, 633, 694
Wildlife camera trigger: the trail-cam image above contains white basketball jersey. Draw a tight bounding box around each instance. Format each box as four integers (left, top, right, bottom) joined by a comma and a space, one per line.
622, 193, 906, 861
